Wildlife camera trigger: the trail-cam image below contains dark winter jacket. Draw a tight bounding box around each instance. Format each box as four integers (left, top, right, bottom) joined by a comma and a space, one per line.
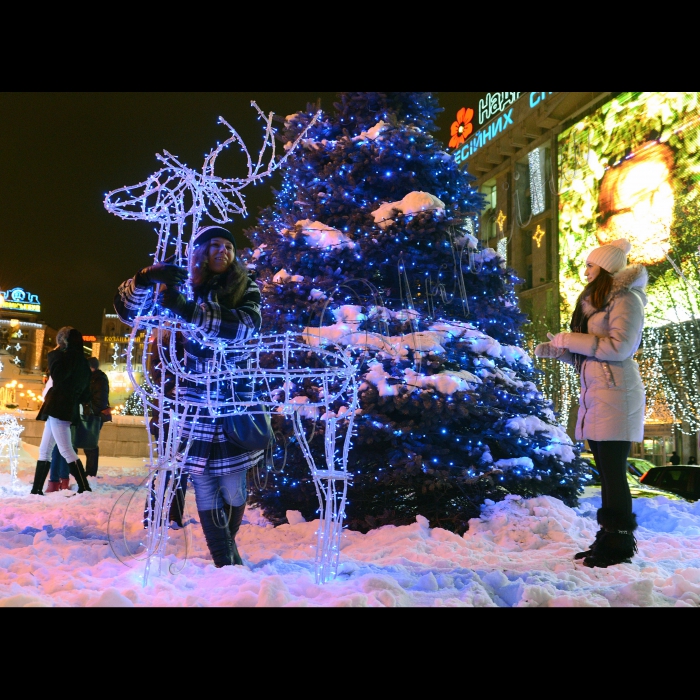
89, 368, 112, 423
37, 348, 91, 424
113, 271, 263, 476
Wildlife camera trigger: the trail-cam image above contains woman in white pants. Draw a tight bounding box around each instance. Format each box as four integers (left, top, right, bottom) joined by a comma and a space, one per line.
32, 328, 92, 494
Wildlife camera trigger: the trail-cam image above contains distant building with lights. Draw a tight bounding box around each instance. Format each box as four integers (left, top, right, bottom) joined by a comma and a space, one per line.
0, 286, 59, 409
0, 288, 150, 410
449, 91, 700, 465
0, 286, 59, 372
90, 310, 147, 405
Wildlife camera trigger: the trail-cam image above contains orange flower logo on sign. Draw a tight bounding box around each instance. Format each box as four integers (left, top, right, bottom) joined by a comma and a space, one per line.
449, 107, 474, 149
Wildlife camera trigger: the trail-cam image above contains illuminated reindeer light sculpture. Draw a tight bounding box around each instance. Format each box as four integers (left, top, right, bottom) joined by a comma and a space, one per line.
104, 103, 358, 585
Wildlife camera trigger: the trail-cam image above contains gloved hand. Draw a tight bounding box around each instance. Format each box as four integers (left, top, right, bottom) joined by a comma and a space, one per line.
158, 287, 196, 322
547, 332, 571, 349
534, 342, 565, 359
135, 263, 188, 287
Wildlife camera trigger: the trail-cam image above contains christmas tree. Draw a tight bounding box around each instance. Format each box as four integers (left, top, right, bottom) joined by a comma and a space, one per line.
243, 92, 589, 534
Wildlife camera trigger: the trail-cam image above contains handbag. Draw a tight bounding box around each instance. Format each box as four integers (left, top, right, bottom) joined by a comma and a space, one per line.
73, 404, 101, 450
222, 406, 274, 452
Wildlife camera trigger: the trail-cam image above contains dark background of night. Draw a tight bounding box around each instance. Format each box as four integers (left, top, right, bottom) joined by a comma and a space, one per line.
0, 92, 487, 335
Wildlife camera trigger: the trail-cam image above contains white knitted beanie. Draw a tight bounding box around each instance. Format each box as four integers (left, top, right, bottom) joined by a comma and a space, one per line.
587, 238, 632, 274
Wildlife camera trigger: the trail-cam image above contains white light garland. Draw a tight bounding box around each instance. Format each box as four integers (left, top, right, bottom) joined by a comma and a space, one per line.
105, 104, 359, 585
0, 413, 24, 492
528, 146, 546, 216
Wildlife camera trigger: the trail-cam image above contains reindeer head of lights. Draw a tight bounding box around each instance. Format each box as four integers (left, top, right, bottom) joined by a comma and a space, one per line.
104, 102, 359, 585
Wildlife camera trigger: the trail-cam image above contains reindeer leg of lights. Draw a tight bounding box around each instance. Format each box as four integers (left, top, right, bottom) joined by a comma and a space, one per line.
280, 343, 358, 584
232, 333, 358, 584
104, 313, 196, 586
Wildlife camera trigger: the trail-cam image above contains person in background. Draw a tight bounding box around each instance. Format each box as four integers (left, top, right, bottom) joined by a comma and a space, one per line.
114, 225, 262, 567
535, 238, 647, 568
45, 357, 113, 489
46, 444, 72, 491
32, 328, 92, 495
688, 456, 697, 465
43, 327, 75, 493
669, 451, 681, 465
83, 357, 112, 477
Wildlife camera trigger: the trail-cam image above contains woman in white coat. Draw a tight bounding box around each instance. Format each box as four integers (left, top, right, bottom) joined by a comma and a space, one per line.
536, 238, 647, 568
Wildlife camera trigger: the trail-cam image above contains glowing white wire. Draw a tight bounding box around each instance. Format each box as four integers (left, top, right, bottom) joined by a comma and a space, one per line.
105, 104, 358, 585
0, 413, 23, 492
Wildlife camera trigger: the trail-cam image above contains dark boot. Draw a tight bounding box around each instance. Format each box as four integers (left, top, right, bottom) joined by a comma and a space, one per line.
198, 509, 234, 568
68, 459, 92, 493
83, 447, 99, 477
31, 460, 51, 495
223, 502, 246, 566
168, 474, 188, 528
574, 528, 606, 560
583, 509, 638, 568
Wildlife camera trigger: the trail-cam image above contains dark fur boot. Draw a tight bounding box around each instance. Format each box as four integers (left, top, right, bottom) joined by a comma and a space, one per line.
31, 460, 51, 495
574, 528, 605, 560
223, 502, 246, 566
582, 509, 638, 568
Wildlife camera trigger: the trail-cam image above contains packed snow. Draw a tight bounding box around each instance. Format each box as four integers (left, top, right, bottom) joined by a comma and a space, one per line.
1, 438, 700, 607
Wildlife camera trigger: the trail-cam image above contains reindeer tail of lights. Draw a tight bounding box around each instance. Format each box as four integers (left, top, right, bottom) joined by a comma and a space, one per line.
0, 413, 24, 493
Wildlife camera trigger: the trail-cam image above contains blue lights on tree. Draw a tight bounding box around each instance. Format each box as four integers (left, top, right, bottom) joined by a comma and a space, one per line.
242, 92, 590, 534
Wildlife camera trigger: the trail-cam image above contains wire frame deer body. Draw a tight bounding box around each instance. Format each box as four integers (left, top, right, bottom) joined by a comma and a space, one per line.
104, 103, 358, 585
0, 413, 23, 493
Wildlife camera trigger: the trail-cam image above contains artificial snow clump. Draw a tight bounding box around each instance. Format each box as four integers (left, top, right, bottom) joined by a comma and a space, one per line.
353, 120, 391, 142
472, 247, 506, 267
333, 305, 367, 326
494, 457, 535, 472
290, 219, 356, 250
372, 191, 445, 229
404, 368, 480, 394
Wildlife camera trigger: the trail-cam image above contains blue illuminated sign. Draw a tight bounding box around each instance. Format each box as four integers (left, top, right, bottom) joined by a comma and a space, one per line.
453, 92, 554, 166
0, 287, 41, 313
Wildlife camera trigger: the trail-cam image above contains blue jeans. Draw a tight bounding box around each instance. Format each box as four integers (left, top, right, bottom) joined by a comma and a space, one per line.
191, 470, 247, 511
50, 444, 71, 481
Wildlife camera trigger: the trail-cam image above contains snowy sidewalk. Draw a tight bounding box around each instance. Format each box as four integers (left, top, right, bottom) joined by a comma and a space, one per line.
1, 442, 699, 607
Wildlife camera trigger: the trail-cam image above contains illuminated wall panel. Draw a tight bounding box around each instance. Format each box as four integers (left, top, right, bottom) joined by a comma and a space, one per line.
558, 92, 700, 328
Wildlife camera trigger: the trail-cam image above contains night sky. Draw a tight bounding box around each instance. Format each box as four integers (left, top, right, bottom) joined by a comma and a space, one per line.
0, 92, 486, 335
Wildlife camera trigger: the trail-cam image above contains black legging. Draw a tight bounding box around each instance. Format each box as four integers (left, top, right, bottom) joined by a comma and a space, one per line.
587, 439, 632, 515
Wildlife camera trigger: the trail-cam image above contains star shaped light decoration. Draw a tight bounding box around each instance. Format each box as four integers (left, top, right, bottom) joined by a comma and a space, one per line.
496, 209, 507, 233
533, 224, 546, 248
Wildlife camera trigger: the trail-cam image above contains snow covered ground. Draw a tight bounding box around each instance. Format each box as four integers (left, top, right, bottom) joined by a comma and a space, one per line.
1, 440, 700, 607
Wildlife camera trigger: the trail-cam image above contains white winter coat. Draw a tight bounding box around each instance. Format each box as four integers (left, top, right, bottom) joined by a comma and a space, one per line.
558, 264, 648, 442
